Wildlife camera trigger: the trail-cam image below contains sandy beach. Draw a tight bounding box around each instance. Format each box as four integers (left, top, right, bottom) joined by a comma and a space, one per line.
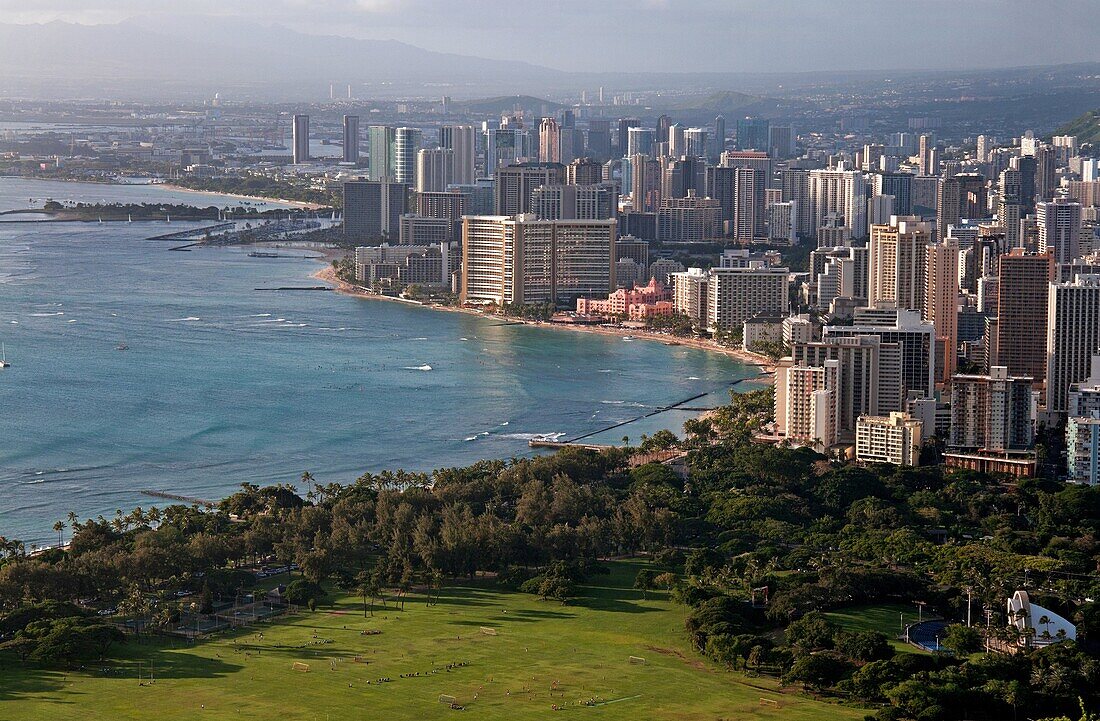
159, 183, 326, 210
310, 263, 774, 373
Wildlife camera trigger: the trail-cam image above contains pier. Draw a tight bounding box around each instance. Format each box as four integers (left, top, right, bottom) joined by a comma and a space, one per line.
146, 222, 235, 240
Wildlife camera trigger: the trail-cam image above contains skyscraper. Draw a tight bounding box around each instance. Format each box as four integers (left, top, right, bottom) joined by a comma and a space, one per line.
1036, 198, 1083, 264
616, 117, 640, 157
768, 125, 795, 159
924, 238, 960, 381
626, 127, 655, 159
343, 180, 408, 241
494, 162, 566, 216
415, 148, 455, 193
342, 115, 360, 164
1047, 274, 1100, 413
393, 127, 422, 185
995, 250, 1054, 383
292, 114, 310, 164
809, 167, 868, 243
585, 120, 612, 162
440, 125, 477, 185
368, 125, 395, 181
539, 117, 561, 163
868, 217, 931, 311
735, 117, 770, 151
712, 116, 726, 162
936, 173, 987, 238
683, 128, 708, 159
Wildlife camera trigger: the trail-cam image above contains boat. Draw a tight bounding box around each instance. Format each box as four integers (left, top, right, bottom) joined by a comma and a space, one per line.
116, 343, 129, 351
622, 336, 636, 342
0, 344, 10, 368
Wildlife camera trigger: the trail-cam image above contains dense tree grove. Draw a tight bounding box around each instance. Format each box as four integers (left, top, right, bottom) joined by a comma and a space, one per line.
2, 387, 1099, 719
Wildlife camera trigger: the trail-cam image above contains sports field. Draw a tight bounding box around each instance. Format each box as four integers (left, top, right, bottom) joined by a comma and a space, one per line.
0, 563, 863, 720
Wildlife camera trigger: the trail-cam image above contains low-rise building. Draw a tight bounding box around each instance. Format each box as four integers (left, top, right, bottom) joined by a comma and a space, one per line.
855, 412, 922, 466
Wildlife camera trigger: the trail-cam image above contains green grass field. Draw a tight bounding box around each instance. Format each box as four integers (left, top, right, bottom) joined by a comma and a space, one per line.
1, 563, 864, 720
824, 604, 925, 655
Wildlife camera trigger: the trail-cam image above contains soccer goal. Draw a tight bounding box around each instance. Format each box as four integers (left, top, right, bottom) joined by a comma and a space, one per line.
628, 655, 646, 664
438, 694, 457, 705
479, 626, 498, 636
292, 662, 311, 672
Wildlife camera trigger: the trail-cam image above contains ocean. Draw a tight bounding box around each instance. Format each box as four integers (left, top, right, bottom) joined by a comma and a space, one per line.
0, 177, 759, 545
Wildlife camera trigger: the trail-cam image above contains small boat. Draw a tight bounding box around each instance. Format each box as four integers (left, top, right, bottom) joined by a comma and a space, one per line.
127, 214, 132, 223
664, 341, 681, 346
0, 344, 10, 368
622, 336, 636, 342
116, 343, 129, 351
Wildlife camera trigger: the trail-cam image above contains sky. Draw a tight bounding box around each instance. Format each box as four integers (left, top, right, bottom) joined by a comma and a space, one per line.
2, 0, 1100, 74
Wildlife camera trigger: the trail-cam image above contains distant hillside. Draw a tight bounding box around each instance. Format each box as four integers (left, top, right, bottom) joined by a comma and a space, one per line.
1054, 109, 1100, 146
663, 91, 804, 121
453, 96, 565, 117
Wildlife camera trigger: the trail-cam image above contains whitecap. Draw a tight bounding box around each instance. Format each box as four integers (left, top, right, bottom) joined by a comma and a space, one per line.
687, 376, 701, 380
403, 364, 433, 371
601, 400, 625, 405
167, 316, 201, 322
67, 319, 77, 323
411, 337, 428, 341
500, 421, 509, 426
459, 337, 468, 341
499, 432, 565, 442
30, 312, 64, 317
597, 369, 613, 373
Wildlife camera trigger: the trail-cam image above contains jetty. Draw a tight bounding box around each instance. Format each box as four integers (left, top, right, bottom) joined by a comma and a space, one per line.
140, 490, 217, 508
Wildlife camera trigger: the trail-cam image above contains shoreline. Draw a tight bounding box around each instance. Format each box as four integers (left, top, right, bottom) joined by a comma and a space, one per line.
159, 183, 325, 210
309, 263, 775, 373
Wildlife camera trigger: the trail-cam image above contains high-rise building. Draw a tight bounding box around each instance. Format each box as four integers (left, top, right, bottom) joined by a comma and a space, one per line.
342, 115, 360, 164
768, 125, 795, 159
712, 116, 726, 161
343, 180, 408, 241
565, 157, 603, 186
539, 117, 561, 163
440, 125, 477, 185
494, 162, 565, 216
416, 190, 467, 225
292, 114, 310, 164
683, 128, 708, 159
616, 117, 640, 157
735, 117, 770, 151
872, 172, 913, 216
393, 127, 422, 185
630, 155, 662, 213
937, 173, 987, 238
585, 120, 612, 162
530, 184, 617, 220
824, 308, 936, 400
809, 167, 868, 242
924, 238, 960, 381
774, 359, 840, 450
459, 216, 616, 306
705, 262, 790, 333
995, 250, 1054, 383
626, 127, 656, 159
656, 115, 673, 148
670, 267, 709, 324
782, 168, 813, 241
1036, 198, 1083, 264
868, 217, 931, 310
368, 125, 395, 181
1047, 274, 1100, 413
415, 148, 455, 193
950, 366, 1034, 451
657, 192, 721, 242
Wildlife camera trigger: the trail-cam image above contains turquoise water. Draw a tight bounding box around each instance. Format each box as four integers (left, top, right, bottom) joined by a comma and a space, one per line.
0, 178, 758, 545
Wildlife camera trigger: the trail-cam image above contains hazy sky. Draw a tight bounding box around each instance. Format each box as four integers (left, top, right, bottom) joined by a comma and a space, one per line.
3, 0, 1100, 73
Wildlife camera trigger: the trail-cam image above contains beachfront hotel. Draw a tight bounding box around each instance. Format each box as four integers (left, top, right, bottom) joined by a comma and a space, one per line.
460, 215, 616, 307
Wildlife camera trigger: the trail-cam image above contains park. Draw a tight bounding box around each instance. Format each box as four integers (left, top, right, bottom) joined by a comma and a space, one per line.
0, 562, 863, 721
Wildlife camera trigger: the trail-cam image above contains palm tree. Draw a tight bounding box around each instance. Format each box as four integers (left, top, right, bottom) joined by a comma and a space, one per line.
53, 520, 65, 547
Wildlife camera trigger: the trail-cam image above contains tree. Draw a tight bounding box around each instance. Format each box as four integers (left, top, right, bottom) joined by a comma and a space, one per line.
634, 569, 656, 600
941, 624, 983, 655
52, 520, 65, 548
835, 630, 894, 663
785, 611, 838, 653
783, 652, 853, 690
